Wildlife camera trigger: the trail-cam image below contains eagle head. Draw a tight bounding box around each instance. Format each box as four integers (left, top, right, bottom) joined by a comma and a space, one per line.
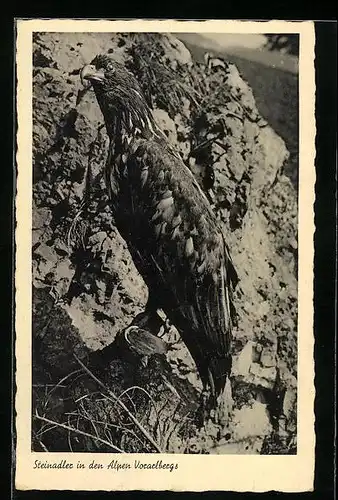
81, 54, 140, 93
80, 54, 154, 136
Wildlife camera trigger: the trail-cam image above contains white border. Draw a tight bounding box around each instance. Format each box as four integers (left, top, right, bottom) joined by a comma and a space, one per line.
15, 19, 316, 492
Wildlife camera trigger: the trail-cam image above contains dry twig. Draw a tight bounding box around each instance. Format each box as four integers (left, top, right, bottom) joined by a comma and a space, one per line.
73, 354, 163, 453
34, 413, 124, 453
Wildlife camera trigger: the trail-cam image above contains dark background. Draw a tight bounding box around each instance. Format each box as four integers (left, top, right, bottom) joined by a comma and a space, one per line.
0, 17, 335, 500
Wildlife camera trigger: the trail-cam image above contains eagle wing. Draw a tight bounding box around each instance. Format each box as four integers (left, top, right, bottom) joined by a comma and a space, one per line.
109, 137, 238, 394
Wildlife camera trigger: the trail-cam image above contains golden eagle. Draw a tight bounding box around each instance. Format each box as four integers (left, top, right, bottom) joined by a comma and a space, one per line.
80, 54, 238, 425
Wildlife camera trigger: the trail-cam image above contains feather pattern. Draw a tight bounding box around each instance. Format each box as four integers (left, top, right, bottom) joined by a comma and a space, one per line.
113, 138, 238, 395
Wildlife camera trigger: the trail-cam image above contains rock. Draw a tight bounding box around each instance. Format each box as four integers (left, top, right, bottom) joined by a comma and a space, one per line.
54, 237, 70, 257
277, 414, 289, 439
88, 231, 108, 249
282, 387, 297, 421
257, 300, 270, 317
252, 343, 263, 363
232, 340, 277, 386
211, 437, 264, 455
152, 108, 177, 145
232, 341, 254, 376
95, 278, 107, 304
260, 347, 277, 368
232, 401, 272, 440
232, 340, 277, 391
162, 35, 192, 66
53, 257, 75, 296
248, 363, 277, 390
33, 241, 56, 265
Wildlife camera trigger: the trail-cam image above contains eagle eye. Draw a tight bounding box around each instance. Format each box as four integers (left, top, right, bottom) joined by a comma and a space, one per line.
105, 62, 114, 72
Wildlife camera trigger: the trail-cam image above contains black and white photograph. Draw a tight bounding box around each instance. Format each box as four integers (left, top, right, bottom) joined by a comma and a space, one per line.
15, 19, 316, 492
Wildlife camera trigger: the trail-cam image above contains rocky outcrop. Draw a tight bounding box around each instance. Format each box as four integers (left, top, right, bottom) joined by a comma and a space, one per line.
32, 32, 297, 454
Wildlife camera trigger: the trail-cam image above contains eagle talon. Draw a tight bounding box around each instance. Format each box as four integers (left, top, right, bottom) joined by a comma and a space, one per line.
140, 355, 149, 368
165, 318, 171, 331
159, 317, 172, 337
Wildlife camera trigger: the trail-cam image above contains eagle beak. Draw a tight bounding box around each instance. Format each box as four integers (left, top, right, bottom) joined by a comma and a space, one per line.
80, 64, 105, 86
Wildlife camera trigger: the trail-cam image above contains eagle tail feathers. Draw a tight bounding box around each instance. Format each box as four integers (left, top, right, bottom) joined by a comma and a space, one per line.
208, 354, 232, 399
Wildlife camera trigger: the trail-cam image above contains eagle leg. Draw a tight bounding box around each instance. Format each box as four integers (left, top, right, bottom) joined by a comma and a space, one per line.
86, 293, 166, 373
131, 292, 171, 338
131, 310, 164, 336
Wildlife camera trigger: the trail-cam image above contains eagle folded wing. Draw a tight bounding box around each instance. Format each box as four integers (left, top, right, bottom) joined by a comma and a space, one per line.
120, 138, 237, 394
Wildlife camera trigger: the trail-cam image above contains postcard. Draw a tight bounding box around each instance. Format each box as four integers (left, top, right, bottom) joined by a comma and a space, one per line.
15, 19, 315, 492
